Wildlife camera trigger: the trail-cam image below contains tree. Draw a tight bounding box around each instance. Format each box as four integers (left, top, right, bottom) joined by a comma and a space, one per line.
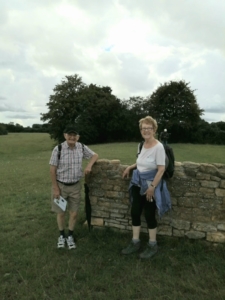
122, 96, 149, 140
41, 75, 126, 144
0, 124, 7, 135
145, 80, 204, 142
74, 84, 125, 144
41, 74, 86, 143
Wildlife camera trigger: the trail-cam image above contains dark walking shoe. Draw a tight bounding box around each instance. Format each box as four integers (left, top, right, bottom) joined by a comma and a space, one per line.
139, 243, 158, 259
121, 241, 140, 255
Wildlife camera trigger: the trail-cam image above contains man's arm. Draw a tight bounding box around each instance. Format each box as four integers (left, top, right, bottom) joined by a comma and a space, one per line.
50, 165, 60, 198
84, 153, 98, 175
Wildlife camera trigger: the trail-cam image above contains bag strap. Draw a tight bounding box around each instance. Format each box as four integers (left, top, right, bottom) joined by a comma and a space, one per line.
58, 144, 62, 160
58, 143, 84, 161
136, 141, 144, 157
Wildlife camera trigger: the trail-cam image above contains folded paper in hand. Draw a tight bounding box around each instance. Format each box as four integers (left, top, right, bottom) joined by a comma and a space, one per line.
54, 196, 67, 211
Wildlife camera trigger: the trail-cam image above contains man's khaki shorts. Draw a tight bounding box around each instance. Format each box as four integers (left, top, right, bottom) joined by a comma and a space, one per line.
51, 181, 82, 213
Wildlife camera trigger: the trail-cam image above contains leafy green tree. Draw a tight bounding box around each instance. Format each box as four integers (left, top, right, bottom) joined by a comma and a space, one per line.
213, 121, 225, 131
122, 96, 149, 140
41, 75, 126, 144
41, 74, 86, 143
74, 84, 125, 144
145, 80, 204, 142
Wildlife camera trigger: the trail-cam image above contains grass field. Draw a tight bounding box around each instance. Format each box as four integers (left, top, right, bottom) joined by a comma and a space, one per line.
0, 133, 225, 300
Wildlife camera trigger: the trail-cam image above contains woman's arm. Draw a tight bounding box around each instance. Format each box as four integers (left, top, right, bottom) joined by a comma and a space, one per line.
122, 163, 137, 179
145, 165, 165, 201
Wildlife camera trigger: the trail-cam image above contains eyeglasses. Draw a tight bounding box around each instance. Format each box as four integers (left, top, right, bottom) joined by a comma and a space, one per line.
141, 127, 154, 131
67, 133, 78, 137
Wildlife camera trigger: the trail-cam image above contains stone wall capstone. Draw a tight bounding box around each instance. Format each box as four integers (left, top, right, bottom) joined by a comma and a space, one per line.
85, 159, 225, 243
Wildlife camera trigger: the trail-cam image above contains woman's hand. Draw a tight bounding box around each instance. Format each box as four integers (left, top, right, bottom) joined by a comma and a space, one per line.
122, 167, 130, 179
145, 186, 155, 202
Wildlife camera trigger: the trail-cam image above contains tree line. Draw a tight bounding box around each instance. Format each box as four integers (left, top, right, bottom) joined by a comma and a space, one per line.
1, 74, 225, 145
0, 123, 50, 135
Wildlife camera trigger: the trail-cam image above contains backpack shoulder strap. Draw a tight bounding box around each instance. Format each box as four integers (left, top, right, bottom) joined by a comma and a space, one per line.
136, 141, 144, 157
58, 144, 62, 160
81, 143, 84, 153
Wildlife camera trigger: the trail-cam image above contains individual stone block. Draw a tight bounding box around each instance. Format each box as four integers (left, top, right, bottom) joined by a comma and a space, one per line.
220, 180, 225, 188
91, 210, 109, 218
217, 224, 225, 231
210, 176, 221, 182
92, 189, 105, 197
110, 213, 125, 218
173, 229, 185, 237
95, 159, 110, 165
140, 224, 148, 233
91, 217, 104, 226
196, 173, 210, 180
215, 189, 225, 197
101, 184, 113, 190
200, 181, 219, 188
171, 219, 191, 230
178, 197, 197, 208
207, 232, 225, 243
157, 225, 172, 236
199, 187, 214, 194
192, 222, 217, 232
199, 164, 218, 176
183, 162, 200, 169
113, 185, 121, 191
217, 169, 225, 179
185, 231, 205, 239
104, 221, 126, 230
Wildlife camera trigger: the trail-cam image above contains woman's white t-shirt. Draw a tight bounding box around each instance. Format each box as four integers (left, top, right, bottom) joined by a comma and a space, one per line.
136, 142, 165, 172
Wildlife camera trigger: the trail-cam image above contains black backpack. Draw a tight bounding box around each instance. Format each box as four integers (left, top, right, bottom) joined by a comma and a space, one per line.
137, 141, 175, 179
57, 143, 84, 160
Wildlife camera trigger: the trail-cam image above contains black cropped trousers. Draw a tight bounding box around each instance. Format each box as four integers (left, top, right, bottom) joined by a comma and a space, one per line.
131, 185, 157, 229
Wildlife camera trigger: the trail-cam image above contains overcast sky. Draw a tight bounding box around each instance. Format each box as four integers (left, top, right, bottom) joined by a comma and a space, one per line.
0, 0, 225, 127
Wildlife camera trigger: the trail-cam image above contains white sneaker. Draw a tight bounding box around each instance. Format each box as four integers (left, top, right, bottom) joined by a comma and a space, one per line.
57, 235, 66, 248
67, 236, 76, 250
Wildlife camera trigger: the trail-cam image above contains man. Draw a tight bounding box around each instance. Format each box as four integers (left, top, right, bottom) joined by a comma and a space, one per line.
49, 125, 98, 249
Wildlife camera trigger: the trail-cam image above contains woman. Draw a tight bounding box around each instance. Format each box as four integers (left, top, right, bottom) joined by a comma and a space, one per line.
122, 116, 171, 259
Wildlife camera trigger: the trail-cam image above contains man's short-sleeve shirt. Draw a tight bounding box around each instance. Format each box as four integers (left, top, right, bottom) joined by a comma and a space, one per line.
49, 141, 95, 183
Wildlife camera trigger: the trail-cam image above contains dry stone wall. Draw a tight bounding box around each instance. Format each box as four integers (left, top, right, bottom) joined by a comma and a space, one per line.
85, 159, 225, 243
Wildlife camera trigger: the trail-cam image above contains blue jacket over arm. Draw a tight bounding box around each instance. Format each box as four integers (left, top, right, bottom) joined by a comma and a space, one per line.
129, 169, 171, 218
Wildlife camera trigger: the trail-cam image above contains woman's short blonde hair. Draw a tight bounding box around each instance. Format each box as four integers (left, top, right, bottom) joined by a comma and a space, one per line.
139, 116, 158, 131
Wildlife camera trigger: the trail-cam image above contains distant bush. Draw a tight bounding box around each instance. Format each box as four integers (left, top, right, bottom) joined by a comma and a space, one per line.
0, 124, 8, 135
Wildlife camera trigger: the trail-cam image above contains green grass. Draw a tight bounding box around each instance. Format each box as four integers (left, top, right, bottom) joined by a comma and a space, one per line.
88, 142, 225, 165
0, 133, 225, 300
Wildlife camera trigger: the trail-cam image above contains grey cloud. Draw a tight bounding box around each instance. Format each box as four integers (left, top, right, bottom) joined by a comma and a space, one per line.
0, 96, 6, 101
0, 103, 26, 112
6, 114, 36, 119
205, 107, 225, 114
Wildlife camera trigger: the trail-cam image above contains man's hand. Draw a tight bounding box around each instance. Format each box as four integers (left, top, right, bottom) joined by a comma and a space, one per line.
84, 166, 92, 175
53, 186, 60, 199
